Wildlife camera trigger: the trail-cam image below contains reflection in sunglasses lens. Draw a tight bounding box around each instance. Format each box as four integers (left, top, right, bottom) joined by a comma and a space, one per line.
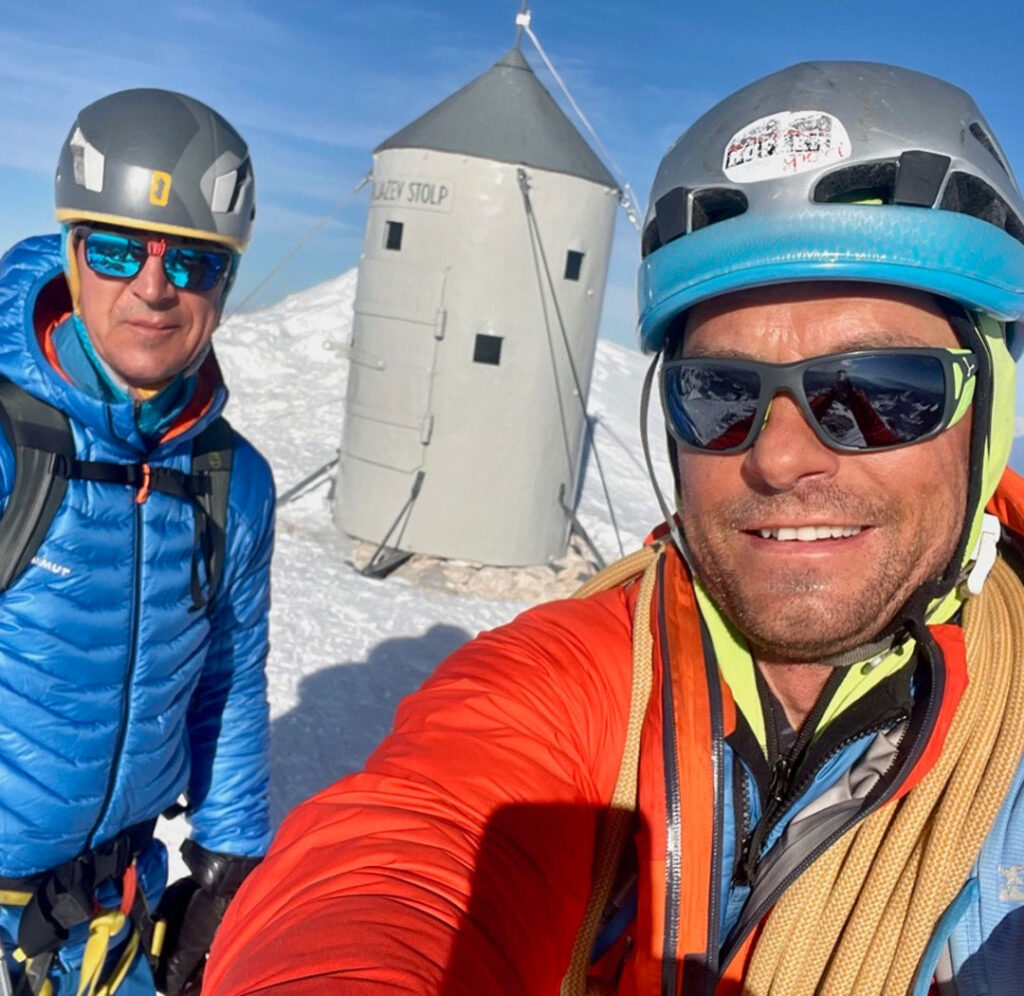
804, 355, 946, 449
665, 366, 761, 450
85, 233, 145, 278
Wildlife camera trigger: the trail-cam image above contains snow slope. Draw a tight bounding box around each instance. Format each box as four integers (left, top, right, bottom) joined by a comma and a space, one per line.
159, 271, 670, 870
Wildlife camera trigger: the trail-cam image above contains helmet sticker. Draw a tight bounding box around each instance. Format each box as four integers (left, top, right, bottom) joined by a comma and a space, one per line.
149, 171, 172, 207
723, 111, 851, 183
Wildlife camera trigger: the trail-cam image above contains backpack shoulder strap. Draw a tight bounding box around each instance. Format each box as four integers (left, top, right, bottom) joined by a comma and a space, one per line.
0, 378, 74, 592
190, 416, 234, 606
0, 384, 237, 605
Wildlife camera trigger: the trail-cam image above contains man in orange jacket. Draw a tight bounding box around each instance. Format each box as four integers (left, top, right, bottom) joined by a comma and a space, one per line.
204, 62, 1024, 995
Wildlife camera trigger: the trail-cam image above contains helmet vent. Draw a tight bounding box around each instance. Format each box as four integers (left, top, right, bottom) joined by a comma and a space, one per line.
940, 171, 1024, 246
67, 127, 105, 193
813, 162, 897, 204
227, 160, 252, 214
969, 122, 1010, 177
641, 217, 661, 258
642, 186, 748, 258
654, 187, 688, 246
812, 158, 1024, 245
893, 151, 951, 207
690, 188, 748, 233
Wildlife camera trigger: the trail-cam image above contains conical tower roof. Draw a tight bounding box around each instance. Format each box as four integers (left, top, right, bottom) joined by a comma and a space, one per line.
375, 47, 619, 190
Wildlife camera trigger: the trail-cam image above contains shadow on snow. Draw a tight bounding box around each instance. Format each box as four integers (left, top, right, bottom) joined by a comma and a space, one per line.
269, 623, 470, 826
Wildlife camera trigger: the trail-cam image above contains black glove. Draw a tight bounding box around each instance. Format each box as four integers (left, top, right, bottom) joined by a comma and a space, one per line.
154, 840, 261, 996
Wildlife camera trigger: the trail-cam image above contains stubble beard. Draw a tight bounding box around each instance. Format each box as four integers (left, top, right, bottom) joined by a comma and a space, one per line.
682, 485, 961, 664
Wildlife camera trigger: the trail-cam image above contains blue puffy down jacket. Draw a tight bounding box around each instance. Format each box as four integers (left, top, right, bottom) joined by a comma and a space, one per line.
0, 235, 273, 878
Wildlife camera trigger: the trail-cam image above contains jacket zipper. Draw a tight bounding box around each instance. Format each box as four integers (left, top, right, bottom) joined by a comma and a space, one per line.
86, 498, 143, 847
733, 666, 842, 886
737, 760, 753, 881
657, 558, 682, 996
720, 685, 928, 969
734, 708, 907, 887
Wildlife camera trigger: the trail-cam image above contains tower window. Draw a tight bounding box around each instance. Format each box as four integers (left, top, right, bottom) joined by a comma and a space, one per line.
473, 334, 503, 366
385, 221, 403, 251
564, 250, 584, 281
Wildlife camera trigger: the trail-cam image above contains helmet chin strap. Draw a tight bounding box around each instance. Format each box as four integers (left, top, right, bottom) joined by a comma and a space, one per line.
639, 351, 691, 568
885, 306, 995, 637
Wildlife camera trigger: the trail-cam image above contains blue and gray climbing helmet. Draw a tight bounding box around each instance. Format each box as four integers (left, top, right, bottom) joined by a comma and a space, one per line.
638, 61, 1024, 353
638, 61, 1024, 605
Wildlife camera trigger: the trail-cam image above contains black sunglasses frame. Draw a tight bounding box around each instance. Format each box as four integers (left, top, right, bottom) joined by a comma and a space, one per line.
660, 347, 978, 455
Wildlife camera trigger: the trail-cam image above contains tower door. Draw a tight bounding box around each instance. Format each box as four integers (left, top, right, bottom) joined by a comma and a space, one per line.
339, 257, 444, 543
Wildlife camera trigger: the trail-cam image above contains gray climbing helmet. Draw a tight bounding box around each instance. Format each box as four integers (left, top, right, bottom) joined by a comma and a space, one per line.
55, 88, 255, 249
637, 61, 1024, 354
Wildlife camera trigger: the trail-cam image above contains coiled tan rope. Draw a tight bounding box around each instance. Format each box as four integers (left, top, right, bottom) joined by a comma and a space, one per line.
561, 543, 662, 996
745, 555, 1024, 995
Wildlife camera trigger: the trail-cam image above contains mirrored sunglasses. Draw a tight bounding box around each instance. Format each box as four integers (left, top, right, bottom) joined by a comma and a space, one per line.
76, 227, 230, 292
661, 347, 978, 454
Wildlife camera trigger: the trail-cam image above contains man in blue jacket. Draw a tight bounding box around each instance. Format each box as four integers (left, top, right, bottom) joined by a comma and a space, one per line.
0, 89, 274, 996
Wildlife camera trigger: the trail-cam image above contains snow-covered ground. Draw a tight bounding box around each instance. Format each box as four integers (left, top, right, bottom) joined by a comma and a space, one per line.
159, 271, 670, 873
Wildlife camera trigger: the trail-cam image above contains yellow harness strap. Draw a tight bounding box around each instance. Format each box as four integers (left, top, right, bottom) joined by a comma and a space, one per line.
5, 861, 147, 996
10, 948, 54, 996
2, 892, 49, 996
0, 891, 32, 907
74, 910, 139, 996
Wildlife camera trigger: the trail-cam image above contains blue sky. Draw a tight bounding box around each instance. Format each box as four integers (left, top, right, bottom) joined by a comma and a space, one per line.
3, 0, 1024, 359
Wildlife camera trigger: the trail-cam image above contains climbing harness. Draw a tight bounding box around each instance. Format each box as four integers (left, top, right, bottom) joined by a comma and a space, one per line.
1, 821, 164, 996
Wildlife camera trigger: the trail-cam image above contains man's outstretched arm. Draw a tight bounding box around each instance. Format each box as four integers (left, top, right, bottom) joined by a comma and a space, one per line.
203, 588, 636, 995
